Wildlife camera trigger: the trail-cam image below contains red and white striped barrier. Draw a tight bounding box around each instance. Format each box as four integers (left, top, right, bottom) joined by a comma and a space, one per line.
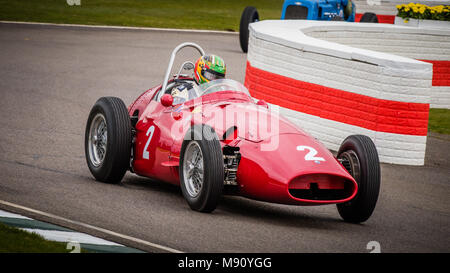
244, 20, 441, 165
306, 24, 450, 109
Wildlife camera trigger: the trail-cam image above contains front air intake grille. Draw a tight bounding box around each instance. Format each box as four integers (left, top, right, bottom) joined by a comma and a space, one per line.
285, 5, 308, 19
288, 174, 355, 201
289, 186, 351, 201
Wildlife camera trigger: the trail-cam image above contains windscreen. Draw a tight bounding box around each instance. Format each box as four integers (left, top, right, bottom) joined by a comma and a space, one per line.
171, 79, 251, 105
198, 79, 251, 97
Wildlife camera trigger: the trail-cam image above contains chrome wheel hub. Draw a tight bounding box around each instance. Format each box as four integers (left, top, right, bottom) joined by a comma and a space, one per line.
88, 113, 107, 167
183, 141, 204, 198
339, 150, 361, 182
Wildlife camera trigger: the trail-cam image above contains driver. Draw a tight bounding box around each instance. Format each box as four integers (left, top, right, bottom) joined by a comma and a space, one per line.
171, 54, 226, 103
193, 54, 226, 85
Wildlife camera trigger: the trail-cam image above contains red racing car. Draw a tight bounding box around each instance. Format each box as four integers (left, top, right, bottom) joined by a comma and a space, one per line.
85, 42, 380, 223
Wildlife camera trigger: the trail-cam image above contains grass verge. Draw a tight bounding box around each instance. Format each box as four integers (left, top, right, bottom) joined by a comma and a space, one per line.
0, 222, 81, 253
429, 108, 450, 135
0, 0, 283, 31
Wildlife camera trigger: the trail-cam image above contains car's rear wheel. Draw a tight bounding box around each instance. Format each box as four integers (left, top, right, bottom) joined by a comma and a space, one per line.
179, 124, 224, 212
336, 135, 380, 223
360, 12, 378, 23
85, 97, 132, 184
239, 6, 259, 53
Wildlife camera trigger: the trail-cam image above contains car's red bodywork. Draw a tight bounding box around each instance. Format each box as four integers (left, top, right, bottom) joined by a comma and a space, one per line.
127, 78, 358, 207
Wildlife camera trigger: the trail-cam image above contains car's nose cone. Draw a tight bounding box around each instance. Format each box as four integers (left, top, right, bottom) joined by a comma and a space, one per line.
235, 133, 357, 205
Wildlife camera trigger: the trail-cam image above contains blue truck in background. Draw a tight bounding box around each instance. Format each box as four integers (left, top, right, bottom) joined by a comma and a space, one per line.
239, 0, 378, 52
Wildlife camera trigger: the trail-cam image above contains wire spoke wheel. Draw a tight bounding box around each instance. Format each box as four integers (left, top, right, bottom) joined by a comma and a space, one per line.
183, 141, 204, 198
88, 113, 108, 167
179, 124, 224, 213
84, 97, 132, 184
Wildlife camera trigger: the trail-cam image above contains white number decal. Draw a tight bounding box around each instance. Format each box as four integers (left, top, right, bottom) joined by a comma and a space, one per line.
66, 241, 80, 253
296, 145, 325, 162
143, 125, 155, 160
367, 241, 381, 253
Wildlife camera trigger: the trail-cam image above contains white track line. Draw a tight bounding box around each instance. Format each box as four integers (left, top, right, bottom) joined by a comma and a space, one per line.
21, 228, 123, 246
0, 200, 183, 253
0, 20, 238, 35
0, 209, 33, 220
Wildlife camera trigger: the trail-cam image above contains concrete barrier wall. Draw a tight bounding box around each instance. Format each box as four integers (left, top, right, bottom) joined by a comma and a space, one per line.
244, 20, 442, 165
307, 25, 450, 109
354, 0, 397, 15
354, 0, 397, 23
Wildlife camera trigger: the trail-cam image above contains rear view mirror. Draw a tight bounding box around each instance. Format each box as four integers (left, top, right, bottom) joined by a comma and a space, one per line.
175, 61, 195, 80
161, 94, 173, 107
257, 100, 269, 108
182, 62, 194, 71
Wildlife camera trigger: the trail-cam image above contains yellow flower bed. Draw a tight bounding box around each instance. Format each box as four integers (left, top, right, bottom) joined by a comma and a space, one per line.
397, 3, 450, 21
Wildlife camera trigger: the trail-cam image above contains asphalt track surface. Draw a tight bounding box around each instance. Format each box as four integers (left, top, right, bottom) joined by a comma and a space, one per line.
0, 23, 449, 253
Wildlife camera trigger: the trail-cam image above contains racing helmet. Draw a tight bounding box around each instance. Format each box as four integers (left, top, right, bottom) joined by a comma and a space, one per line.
193, 55, 226, 84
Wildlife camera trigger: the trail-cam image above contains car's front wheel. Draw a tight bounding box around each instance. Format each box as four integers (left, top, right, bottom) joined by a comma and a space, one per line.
179, 124, 224, 212
85, 97, 132, 184
336, 135, 380, 223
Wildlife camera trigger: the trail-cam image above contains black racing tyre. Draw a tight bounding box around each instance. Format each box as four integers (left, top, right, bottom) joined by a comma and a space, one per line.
239, 6, 259, 53
179, 124, 224, 212
360, 12, 379, 23
85, 97, 132, 184
336, 135, 380, 223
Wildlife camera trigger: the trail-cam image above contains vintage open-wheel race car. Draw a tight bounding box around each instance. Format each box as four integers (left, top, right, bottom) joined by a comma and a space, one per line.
85, 42, 381, 223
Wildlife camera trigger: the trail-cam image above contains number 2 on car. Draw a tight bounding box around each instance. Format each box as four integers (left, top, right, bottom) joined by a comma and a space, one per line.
143, 125, 155, 160
297, 145, 326, 162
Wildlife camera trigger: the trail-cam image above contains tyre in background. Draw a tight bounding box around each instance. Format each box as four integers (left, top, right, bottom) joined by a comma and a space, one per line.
360, 12, 379, 23
239, 6, 259, 53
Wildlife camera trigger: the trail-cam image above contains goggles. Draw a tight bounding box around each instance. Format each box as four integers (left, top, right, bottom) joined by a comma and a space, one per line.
202, 69, 225, 82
